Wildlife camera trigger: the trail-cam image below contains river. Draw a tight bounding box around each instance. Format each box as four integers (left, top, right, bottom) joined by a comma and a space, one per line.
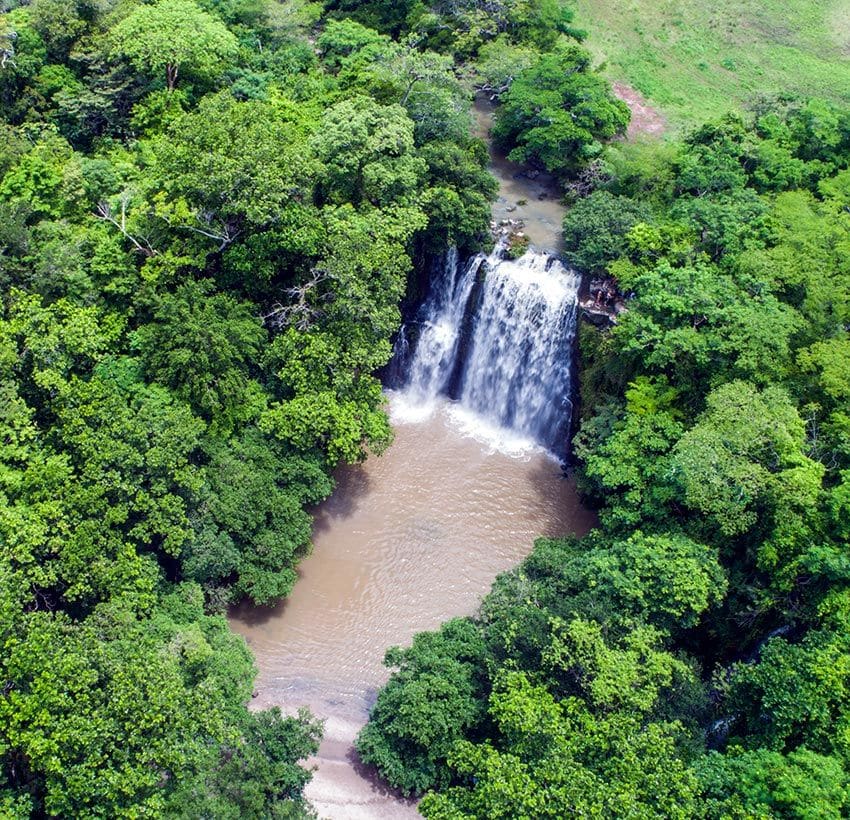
229, 99, 593, 818
472, 94, 566, 251
230, 399, 594, 817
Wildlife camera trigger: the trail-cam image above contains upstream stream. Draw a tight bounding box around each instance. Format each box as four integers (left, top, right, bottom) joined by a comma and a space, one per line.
229, 98, 594, 818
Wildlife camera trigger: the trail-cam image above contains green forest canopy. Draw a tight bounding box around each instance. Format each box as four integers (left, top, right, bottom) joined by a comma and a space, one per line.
358, 75, 850, 820
0, 0, 848, 817
0, 0, 502, 814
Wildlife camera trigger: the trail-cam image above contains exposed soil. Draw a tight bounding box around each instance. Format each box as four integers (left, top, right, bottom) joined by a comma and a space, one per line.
612, 82, 667, 139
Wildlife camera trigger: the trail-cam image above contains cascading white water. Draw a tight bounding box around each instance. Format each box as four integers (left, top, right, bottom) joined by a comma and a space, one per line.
394, 247, 581, 457
402, 249, 483, 405
458, 253, 580, 453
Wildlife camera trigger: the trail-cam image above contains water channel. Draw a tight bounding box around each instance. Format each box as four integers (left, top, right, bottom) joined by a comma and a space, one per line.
229, 98, 594, 818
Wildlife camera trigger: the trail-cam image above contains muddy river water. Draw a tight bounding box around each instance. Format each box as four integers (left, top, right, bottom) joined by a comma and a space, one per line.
472, 94, 566, 251
229, 100, 594, 818
230, 399, 594, 817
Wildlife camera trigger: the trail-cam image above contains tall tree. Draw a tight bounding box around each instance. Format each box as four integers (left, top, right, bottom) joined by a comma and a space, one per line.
109, 0, 238, 91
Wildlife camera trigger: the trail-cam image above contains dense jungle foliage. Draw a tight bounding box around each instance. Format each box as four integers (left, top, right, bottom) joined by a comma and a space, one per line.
0, 0, 517, 814
359, 89, 850, 820
2, 0, 848, 816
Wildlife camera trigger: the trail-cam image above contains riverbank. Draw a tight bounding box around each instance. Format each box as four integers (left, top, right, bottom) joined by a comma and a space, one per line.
471, 95, 566, 252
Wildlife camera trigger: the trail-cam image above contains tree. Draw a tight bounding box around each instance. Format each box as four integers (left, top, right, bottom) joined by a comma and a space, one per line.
0, 130, 76, 219
257, 204, 423, 466
526, 532, 726, 634
28, 0, 87, 61
0, 585, 260, 817
1, 290, 123, 395
151, 92, 319, 256
186, 429, 333, 605
725, 605, 850, 760
323, 28, 470, 146
132, 279, 266, 429
611, 261, 801, 393
420, 671, 699, 819
355, 619, 489, 795
166, 706, 323, 818
492, 44, 629, 176
503, 0, 582, 49
473, 36, 537, 99
51, 363, 204, 578
109, 0, 238, 91
670, 381, 821, 539
543, 617, 696, 715
323, 0, 423, 36
478, 529, 724, 685
0, 11, 48, 123
0, 15, 17, 70
417, 139, 496, 250
260, 318, 396, 467
697, 747, 850, 819
316, 18, 388, 70
562, 190, 652, 272
310, 96, 425, 208
576, 388, 682, 520
798, 338, 850, 408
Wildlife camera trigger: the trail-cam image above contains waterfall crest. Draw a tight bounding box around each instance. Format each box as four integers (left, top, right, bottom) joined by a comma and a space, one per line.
392, 247, 581, 457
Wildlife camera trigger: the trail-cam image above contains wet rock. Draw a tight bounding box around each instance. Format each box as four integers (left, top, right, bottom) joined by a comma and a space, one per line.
580, 275, 628, 327
492, 213, 528, 244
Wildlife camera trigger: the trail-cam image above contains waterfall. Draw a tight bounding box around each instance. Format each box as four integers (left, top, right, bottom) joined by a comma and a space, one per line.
458, 253, 579, 453
404, 248, 482, 404
393, 246, 581, 457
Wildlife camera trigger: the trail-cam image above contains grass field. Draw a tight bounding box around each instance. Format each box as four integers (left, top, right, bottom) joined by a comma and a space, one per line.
572, 0, 850, 131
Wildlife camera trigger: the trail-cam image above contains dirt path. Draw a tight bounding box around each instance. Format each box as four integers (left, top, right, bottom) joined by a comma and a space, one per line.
612, 82, 667, 139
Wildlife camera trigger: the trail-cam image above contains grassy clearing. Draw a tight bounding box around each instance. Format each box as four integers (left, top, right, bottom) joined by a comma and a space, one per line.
572, 0, 850, 131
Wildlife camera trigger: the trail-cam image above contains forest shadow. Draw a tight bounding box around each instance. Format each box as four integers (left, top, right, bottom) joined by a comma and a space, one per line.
311, 463, 373, 536
229, 592, 290, 628
345, 744, 421, 809
228, 563, 307, 628
524, 457, 598, 539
